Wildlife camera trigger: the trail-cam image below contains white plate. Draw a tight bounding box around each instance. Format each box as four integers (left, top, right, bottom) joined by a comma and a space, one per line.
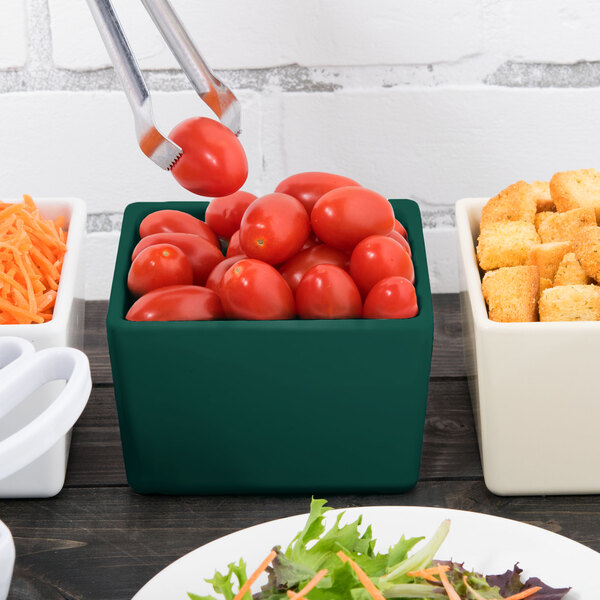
133, 505, 598, 600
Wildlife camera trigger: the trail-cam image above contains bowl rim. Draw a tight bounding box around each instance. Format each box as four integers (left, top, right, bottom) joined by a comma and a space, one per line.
0, 197, 86, 332
455, 196, 600, 330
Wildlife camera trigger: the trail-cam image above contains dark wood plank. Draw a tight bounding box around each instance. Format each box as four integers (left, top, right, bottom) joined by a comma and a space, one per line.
3, 484, 599, 600
64, 379, 480, 488
85, 296, 467, 385
431, 294, 465, 378
422, 378, 481, 479
84, 300, 112, 385
65, 387, 126, 487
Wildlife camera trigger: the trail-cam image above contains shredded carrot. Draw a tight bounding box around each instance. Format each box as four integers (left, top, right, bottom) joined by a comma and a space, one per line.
232, 550, 277, 600
0, 195, 66, 324
286, 569, 328, 599
504, 587, 542, 600
336, 551, 385, 600
408, 564, 450, 582
438, 568, 461, 600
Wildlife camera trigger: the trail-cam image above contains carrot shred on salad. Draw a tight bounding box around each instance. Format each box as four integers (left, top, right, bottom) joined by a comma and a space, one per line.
407, 564, 450, 582
336, 550, 386, 600
232, 550, 277, 600
504, 587, 542, 600
0, 195, 66, 324
286, 569, 328, 599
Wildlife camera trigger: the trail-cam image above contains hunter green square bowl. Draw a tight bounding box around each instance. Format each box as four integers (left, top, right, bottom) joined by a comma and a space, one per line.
106, 199, 433, 494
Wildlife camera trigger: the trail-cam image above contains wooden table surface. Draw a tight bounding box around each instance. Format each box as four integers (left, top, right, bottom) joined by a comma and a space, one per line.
2, 295, 599, 600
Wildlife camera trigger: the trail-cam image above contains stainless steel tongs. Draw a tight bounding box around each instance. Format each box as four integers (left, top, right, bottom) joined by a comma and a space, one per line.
86, 0, 241, 170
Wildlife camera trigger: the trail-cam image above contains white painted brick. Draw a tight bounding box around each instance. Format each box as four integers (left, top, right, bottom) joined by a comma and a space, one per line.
503, 0, 600, 63
85, 232, 120, 300
423, 228, 458, 293
0, 1, 27, 68
0, 90, 262, 213
50, 0, 482, 71
277, 87, 600, 207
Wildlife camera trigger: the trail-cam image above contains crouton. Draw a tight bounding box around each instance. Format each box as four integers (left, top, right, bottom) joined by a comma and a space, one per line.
573, 226, 600, 283
550, 168, 600, 221
536, 207, 596, 243
539, 277, 553, 293
535, 210, 554, 234
554, 253, 590, 286
530, 180, 555, 212
481, 266, 540, 322
539, 285, 600, 321
527, 241, 571, 281
480, 181, 537, 229
476, 221, 540, 271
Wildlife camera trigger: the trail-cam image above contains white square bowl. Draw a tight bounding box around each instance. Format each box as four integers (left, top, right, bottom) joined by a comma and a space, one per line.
456, 197, 600, 496
0, 197, 86, 497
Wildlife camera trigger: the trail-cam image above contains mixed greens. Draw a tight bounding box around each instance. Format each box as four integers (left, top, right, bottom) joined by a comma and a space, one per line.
189, 499, 570, 600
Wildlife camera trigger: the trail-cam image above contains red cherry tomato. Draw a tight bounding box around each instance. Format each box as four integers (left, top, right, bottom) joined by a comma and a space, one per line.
240, 193, 310, 264
205, 191, 257, 239
275, 171, 361, 214
132, 233, 224, 286
127, 244, 193, 296
220, 259, 295, 320
363, 276, 418, 319
350, 235, 414, 298
394, 219, 408, 239
205, 255, 245, 293
169, 117, 248, 197
296, 265, 362, 319
388, 229, 411, 256
126, 285, 224, 321
279, 244, 349, 294
139, 209, 218, 247
311, 187, 394, 251
301, 231, 320, 250
226, 230, 243, 257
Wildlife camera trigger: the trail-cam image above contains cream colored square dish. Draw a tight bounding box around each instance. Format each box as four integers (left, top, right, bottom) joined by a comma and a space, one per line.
456, 197, 600, 495
0, 197, 87, 498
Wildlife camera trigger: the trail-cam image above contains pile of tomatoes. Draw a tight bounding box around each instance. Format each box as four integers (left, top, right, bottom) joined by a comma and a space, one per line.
126, 172, 418, 321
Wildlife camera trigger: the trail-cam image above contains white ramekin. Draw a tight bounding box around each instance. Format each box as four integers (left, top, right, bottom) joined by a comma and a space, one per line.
0, 197, 87, 497
456, 197, 600, 495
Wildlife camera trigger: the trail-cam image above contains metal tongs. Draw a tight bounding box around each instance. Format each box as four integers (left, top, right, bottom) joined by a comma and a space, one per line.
86, 0, 241, 170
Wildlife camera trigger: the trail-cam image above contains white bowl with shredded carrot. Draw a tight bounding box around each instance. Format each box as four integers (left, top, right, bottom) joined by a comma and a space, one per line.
0, 195, 86, 350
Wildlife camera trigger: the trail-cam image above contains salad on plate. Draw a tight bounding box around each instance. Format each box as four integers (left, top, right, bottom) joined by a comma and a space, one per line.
189, 499, 570, 600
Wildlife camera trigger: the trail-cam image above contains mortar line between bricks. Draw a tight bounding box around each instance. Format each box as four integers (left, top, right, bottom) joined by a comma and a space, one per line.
86, 208, 456, 233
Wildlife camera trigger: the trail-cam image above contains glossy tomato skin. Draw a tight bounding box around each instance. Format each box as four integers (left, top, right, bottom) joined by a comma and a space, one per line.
240, 193, 310, 264
279, 244, 349, 294
205, 191, 257, 239
169, 117, 248, 197
388, 229, 412, 256
296, 265, 362, 319
394, 219, 408, 239
275, 172, 361, 214
139, 209, 219, 247
311, 187, 394, 251
127, 243, 193, 296
205, 254, 245, 293
363, 276, 418, 319
132, 232, 224, 286
126, 285, 223, 321
350, 235, 415, 298
226, 230, 243, 257
301, 231, 320, 250
220, 259, 295, 320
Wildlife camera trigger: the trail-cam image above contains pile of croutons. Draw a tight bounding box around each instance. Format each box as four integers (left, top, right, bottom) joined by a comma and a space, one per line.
477, 168, 600, 322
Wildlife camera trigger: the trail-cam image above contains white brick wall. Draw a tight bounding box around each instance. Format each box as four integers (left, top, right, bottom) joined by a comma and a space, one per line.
49, 0, 483, 70
0, 2, 27, 68
2, 0, 600, 298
